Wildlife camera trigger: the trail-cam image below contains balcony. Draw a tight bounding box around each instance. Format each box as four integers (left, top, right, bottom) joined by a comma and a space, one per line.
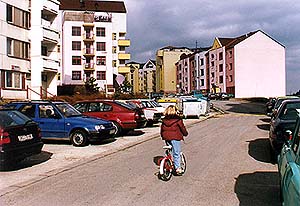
42, 26, 59, 44
118, 39, 130, 47
83, 48, 95, 56
42, 57, 59, 72
118, 66, 130, 73
43, 0, 59, 15
83, 63, 95, 70
83, 32, 95, 42
118, 53, 130, 60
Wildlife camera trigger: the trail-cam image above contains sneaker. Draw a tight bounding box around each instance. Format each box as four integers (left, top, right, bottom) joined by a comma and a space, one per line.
176, 168, 183, 175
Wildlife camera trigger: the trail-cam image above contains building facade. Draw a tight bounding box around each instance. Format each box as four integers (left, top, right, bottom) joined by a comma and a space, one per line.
139, 59, 156, 94
156, 46, 192, 94
58, 0, 130, 94
1, 0, 60, 100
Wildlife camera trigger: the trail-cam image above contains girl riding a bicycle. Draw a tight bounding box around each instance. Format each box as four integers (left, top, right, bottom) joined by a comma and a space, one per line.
160, 105, 188, 175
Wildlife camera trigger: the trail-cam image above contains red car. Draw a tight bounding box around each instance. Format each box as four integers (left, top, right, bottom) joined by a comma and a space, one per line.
73, 100, 147, 136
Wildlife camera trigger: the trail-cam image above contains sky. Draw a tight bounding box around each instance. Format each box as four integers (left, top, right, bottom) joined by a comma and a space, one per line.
122, 0, 300, 94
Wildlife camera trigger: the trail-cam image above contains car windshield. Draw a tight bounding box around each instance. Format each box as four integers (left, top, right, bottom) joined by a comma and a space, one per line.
0, 110, 31, 127
114, 101, 134, 110
150, 100, 163, 107
55, 103, 82, 117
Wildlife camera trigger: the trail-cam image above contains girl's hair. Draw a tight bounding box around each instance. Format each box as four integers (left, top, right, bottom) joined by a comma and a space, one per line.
163, 105, 178, 117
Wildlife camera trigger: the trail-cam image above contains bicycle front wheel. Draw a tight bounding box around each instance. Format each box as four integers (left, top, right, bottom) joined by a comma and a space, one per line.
180, 152, 187, 174
159, 158, 173, 181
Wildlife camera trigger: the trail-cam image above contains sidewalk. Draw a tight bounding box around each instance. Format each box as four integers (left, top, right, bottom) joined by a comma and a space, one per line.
0, 113, 217, 196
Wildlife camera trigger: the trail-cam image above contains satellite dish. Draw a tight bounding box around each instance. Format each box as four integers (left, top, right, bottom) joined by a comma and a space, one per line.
115, 74, 125, 85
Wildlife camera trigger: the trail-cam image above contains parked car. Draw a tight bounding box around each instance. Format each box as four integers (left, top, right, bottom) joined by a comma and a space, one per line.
125, 99, 163, 126
269, 99, 300, 160
5, 101, 116, 147
73, 100, 147, 136
0, 108, 43, 170
278, 108, 300, 206
266, 97, 276, 116
271, 96, 300, 119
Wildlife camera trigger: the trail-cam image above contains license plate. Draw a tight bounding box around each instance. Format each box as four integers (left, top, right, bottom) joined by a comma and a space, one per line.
18, 134, 33, 142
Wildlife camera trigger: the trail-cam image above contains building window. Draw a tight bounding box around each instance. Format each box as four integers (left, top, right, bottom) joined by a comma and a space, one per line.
6, 4, 30, 29
57, 73, 61, 81
211, 61, 214, 67
7, 38, 29, 59
72, 56, 81, 65
41, 46, 47, 56
72, 41, 81, 51
119, 32, 126, 37
72, 27, 81, 36
96, 42, 106, 51
200, 79, 204, 86
96, 56, 106, 65
119, 60, 125, 65
72, 71, 81, 80
200, 58, 204, 66
112, 46, 117, 53
96, 71, 106, 80
229, 75, 233, 82
96, 27, 105, 37
219, 52, 223, 60
219, 76, 223, 84
229, 63, 233, 70
5, 71, 22, 89
200, 69, 204, 76
6, 71, 13, 87
229, 50, 233, 58
219, 64, 223, 72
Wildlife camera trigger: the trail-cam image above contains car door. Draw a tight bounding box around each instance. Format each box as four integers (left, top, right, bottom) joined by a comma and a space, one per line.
88, 102, 114, 121
279, 117, 300, 205
36, 104, 67, 139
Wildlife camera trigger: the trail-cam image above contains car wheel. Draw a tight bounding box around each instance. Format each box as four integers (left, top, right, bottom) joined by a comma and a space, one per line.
112, 121, 122, 137
70, 130, 88, 147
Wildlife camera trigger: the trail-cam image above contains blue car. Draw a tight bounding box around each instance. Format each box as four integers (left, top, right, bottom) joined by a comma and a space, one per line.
278, 108, 300, 206
6, 101, 116, 147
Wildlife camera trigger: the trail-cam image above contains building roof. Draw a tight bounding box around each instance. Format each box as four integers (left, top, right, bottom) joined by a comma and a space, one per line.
60, 0, 127, 13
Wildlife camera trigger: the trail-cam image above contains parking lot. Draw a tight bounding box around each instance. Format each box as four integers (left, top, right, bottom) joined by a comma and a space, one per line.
0, 115, 215, 196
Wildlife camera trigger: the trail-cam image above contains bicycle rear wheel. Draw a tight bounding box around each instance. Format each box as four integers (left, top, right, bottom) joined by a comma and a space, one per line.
159, 158, 173, 181
180, 152, 187, 174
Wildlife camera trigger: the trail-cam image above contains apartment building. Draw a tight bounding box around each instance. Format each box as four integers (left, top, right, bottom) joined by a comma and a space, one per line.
139, 59, 156, 94
58, 0, 130, 94
207, 30, 285, 98
0, 0, 30, 99
176, 48, 210, 94
125, 61, 140, 94
0, 0, 59, 100
156, 46, 192, 94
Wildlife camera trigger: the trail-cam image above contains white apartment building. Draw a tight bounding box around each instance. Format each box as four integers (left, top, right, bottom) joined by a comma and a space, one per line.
0, 0, 30, 99
58, 0, 130, 94
0, 0, 60, 100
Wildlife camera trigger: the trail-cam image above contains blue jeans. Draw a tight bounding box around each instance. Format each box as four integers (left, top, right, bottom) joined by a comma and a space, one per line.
166, 140, 181, 169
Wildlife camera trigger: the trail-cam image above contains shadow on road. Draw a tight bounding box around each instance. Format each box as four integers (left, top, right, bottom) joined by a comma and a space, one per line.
153, 156, 164, 166
5, 151, 53, 171
226, 103, 265, 115
260, 118, 271, 123
234, 171, 281, 206
247, 138, 274, 164
257, 124, 270, 131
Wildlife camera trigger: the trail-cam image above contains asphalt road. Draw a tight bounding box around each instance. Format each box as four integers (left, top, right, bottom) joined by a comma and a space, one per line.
1, 100, 280, 206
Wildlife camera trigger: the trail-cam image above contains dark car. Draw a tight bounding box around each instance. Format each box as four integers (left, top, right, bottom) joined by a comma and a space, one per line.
278, 109, 300, 206
269, 99, 300, 160
73, 100, 147, 136
265, 97, 276, 116
270, 96, 299, 119
5, 101, 116, 147
0, 109, 43, 170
